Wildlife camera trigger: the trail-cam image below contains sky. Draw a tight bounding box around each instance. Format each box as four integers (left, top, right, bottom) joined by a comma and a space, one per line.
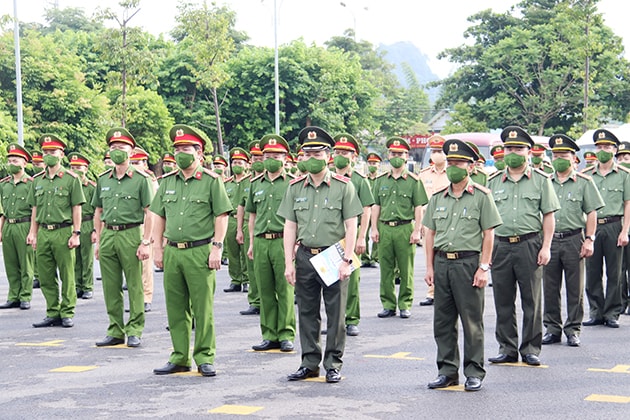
1, 0, 628, 79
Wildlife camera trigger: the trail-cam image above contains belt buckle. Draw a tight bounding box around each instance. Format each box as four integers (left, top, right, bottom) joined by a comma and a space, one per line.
177, 242, 187, 249
509, 236, 520, 243
388, 221, 397, 227
598, 218, 606, 225
310, 248, 319, 255
265, 233, 273, 239
8, 218, 16, 224
112, 225, 121, 231
46, 224, 55, 230
446, 252, 457, 260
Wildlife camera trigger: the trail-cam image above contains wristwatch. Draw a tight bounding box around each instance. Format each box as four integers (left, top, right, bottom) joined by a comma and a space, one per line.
72, 230, 81, 236
212, 241, 223, 249
585, 235, 596, 241
342, 257, 353, 265
479, 263, 490, 272
141, 239, 151, 246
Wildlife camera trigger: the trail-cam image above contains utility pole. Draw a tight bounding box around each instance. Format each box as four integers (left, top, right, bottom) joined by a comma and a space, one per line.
13, 0, 24, 145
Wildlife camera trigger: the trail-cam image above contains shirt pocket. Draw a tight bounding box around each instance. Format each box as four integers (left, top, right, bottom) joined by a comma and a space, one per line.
564, 192, 583, 211
431, 208, 449, 231
54, 189, 70, 207
522, 191, 541, 208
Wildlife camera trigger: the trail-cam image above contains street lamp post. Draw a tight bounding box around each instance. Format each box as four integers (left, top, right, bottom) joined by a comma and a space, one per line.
13, 0, 24, 145
273, 0, 280, 135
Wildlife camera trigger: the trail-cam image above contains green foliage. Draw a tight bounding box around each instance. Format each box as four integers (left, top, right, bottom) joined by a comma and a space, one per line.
441, 102, 488, 134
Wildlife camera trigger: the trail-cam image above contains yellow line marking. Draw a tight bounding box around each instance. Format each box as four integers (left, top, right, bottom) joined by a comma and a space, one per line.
490, 362, 549, 369
15, 339, 65, 347
50, 365, 98, 373
93, 344, 131, 349
208, 405, 264, 415
585, 394, 630, 403
247, 349, 295, 354
364, 352, 425, 361
588, 364, 630, 374
436, 385, 465, 392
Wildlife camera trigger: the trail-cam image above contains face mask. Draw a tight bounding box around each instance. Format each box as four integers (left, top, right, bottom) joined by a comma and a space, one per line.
551, 158, 572, 173
494, 160, 506, 171
621, 162, 630, 169
231, 165, 244, 175
163, 166, 174, 173
368, 165, 377, 174
296, 161, 307, 173
176, 152, 196, 169
289, 167, 297, 174
213, 168, 224, 175
334, 155, 350, 169
531, 156, 543, 165
110, 149, 128, 165
390, 157, 405, 169
43, 155, 59, 167
8, 164, 22, 174
504, 152, 526, 169
596, 150, 613, 163
304, 157, 326, 174
431, 153, 446, 165
251, 161, 264, 173
263, 158, 282, 173
105, 165, 114, 171
446, 165, 468, 184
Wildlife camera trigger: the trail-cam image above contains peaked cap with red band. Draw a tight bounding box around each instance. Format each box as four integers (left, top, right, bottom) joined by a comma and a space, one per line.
229, 147, 250, 163
106, 127, 136, 148
386, 136, 410, 152
7, 143, 32, 162
428, 135, 446, 150
130, 147, 149, 161
333, 133, 360, 154
366, 152, 382, 163
67, 152, 90, 166
248, 140, 263, 156
31, 150, 44, 162
213, 155, 228, 166
38, 133, 67, 151
162, 153, 176, 163
260, 134, 289, 153
169, 124, 208, 150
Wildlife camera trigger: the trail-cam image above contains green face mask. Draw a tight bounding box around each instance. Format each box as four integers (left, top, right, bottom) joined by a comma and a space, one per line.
494, 160, 506, 171
162, 166, 174, 173
620, 162, 630, 169
43, 154, 59, 167
304, 157, 327, 174
596, 150, 613, 163
333, 155, 350, 169
263, 158, 283, 173
390, 157, 405, 169
176, 152, 196, 170
551, 157, 572, 173
105, 165, 114, 171
110, 149, 128, 165
251, 161, 264, 173
531, 156, 543, 165
231, 165, 244, 175
8, 164, 22, 174
214, 168, 224, 175
368, 165, 378, 174
296, 161, 307, 173
504, 152, 526, 169
289, 166, 297, 174
446, 165, 468, 184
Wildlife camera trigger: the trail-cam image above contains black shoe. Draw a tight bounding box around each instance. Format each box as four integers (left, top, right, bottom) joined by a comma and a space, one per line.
144, 303, 152, 312
464, 377, 483, 391
419, 298, 434, 306
20, 301, 31, 310
346, 325, 359, 336
96, 276, 102, 281
153, 362, 191, 375
567, 334, 581, 347
198, 363, 216, 377
252, 340, 281, 351
287, 366, 319, 381
488, 354, 518, 363
33, 316, 62, 327
400, 309, 411, 318
627, 307, 630, 316
428, 374, 459, 389
522, 354, 541, 366
76, 290, 84, 298
82, 291, 93, 300
394, 277, 401, 285
221, 258, 228, 265
122, 283, 128, 291
33, 278, 40, 288
96, 336, 125, 347
0, 300, 20, 309
326, 368, 341, 383
605, 319, 620, 328
280, 340, 294, 352
127, 336, 141, 347
542, 333, 561, 345
377, 309, 396, 318
61, 318, 74, 328
321, 329, 327, 335
223, 283, 242, 292
582, 318, 604, 326
242, 283, 249, 293
239, 305, 260, 315
361, 262, 371, 268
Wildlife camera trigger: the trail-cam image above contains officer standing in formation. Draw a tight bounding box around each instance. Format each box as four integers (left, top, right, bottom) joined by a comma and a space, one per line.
0, 144, 34, 310
161, 153, 177, 175
92, 128, 154, 347
361, 152, 381, 268
371, 137, 428, 319
617, 143, 630, 315
29, 150, 46, 289
487, 126, 560, 366
151, 124, 232, 377
424, 139, 502, 392
531, 143, 554, 173
279, 126, 363, 383
28, 134, 85, 328
581, 129, 630, 328
542, 134, 604, 347
491, 145, 505, 171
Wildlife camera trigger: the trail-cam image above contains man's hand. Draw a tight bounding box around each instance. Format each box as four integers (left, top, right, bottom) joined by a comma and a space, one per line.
68, 234, 80, 249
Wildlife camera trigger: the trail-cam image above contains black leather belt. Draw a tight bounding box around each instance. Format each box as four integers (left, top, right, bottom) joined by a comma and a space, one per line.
40, 222, 72, 230
105, 223, 141, 231
7, 216, 31, 224
167, 237, 212, 249
553, 228, 582, 239
496, 232, 539, 244
82, 215, 94, 222
256, 232, 284, 239
299, 244, 327, 255
435, 250, 479, 260
597, 216, 622, 225
381, 220, 412, 227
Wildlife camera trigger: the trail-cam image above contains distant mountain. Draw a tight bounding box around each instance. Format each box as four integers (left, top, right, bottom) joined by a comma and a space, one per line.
378, 41, 441, 104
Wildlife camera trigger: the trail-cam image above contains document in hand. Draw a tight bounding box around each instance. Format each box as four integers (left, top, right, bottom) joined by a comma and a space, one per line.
309, 239, 360, 287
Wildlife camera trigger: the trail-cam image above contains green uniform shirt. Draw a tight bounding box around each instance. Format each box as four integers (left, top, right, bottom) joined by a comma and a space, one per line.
582, 163, 630, 218
28, 168, 85, 224
372, 170, 428, 221
349, 171, 375, 207
470, 168, 488, 186
238, 175, 252, 222
225, 174, 251, 217
92, 166, 154, 225
150, 166, 232, 242
0, 174, 33, 219
422, 179, 502, 252
278, 170, 363, 247
80, 178, 96, 216
487, 166, 560, 236
550, 170, 604, 232
245, 171, 292, 235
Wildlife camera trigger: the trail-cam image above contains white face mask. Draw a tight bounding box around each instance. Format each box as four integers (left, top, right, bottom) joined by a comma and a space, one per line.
431, 152, 446, 164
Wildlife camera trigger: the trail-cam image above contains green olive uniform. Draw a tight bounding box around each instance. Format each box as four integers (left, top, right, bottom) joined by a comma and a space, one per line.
239, 177, 259, 309
75, 177, 96, 294
361, 175, 379, 265
0, 173, 34, 304
92, 166, 153, 339
225, 175, 249, 287
470, 168, 488, 186
150, 165, 232, 367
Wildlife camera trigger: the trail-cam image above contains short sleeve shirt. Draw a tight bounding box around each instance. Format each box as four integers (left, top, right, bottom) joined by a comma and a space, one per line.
372, 171, 429, 221
583, 163, 630, 218
550, 170, 604, 232
28, 167, 86, 224
350, 171, 375, 208
245, 172, 291, 235
0, 174, 33, 219
81, 178, 96, 217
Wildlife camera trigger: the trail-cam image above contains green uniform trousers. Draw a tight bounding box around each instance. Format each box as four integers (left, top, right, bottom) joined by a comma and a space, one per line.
491, 235, 543, 357
75, 219, 94, 293
433, 254, 485, 380
226, 216, 248, 285
2, 222, 34, 302
99, 227, 144, 338
585, 220, 624, 321
378, 222, 415, 310
295, 246, 349, 371
253, 237, 295, 341
543, 234, 584, 337
164, 243, 216, 366
244, 223, 259, 308
37, 226, 76, 318
345, 268, 360, 326
33, 249, 39, 280
360, 224, 378, 265
621, 244, 630, 313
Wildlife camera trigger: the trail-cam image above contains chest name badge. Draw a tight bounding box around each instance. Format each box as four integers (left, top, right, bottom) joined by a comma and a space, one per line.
295, 197, 307, 203
165, 190, 176, 195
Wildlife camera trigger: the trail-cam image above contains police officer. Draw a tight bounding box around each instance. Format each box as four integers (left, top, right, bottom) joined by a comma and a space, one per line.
617, 143, 630, 315
491, 145, 505, 171
151, 124, 232, 377
424, 139, 502, 392
531, 144, 554, 173
0, 144, 34, 310
371, 137, 428, 318
332, 133, 375, 336
542, 135, 603, 347
583, 151, 597, 169
92, 128, 154, 347
279, 126, 363, 383
161, 153, 177, 175
466, 142, 488, 186
487, 126, 560, 366
582, 129, 630, 328
30, 150, 45, 289
27, 134, 85, 328
361, 152, 382, 268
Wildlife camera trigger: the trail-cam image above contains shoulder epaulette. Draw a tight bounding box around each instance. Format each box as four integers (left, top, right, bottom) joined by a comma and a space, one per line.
406, 172, 419, 181
575, 171, 591, 180
0, 176, 10, 183
533, 167, 551, 178
331, 173, 350, 183
473, 183, 491, 194
201, 167, 220, 178
581, 166, 595, 174
488, 170, 503, 181
476, 167, 489, 175
289, 174, 307, 185
87, 179, 97, 187
98, 168, 113, 177
618, 165, 630, 174
136, 168, 150, 178
251, 173, 265, 182
352, 171, 366, 178
286, 172, 296, 180
433, 185, 448, 195
376, 172, 389, 178
160, 170, 178, 180
65, 169, 79, 178
419, 166, 432, 173
33, 171, 45, 179
225, 175, 234, 182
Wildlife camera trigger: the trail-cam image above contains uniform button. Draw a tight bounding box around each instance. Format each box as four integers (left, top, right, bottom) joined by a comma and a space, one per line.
451, 228, 455, 230
178, 227, 182, 230
180, 212, 184, 215
113, 219, 117, 222
183, 197, 186, 200
113, 207, 117, 210
185, 182, 188, 186
313, 220, 316, 222
315, 205, 318, 208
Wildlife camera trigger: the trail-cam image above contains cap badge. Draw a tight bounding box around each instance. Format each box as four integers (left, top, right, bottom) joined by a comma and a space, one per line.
9, 145, 15, 150
269, 138, 277, 146
449, 143, 458, 152
621, 144, 627, 150
556, 138, 563, 145
254, 143, 260, 149
176, 129, 184, 138
508, 131, 517, 139
113, 131, 121, 138
598, 131, 606, 139
308, 131, 317, 140
340, 137, 347, 143
393, 140, 400, 147
44, 136, 51, 142
72, 155, 78, 160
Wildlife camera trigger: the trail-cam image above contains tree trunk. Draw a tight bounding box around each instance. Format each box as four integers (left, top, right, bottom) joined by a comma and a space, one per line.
212, 87, 223, 155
